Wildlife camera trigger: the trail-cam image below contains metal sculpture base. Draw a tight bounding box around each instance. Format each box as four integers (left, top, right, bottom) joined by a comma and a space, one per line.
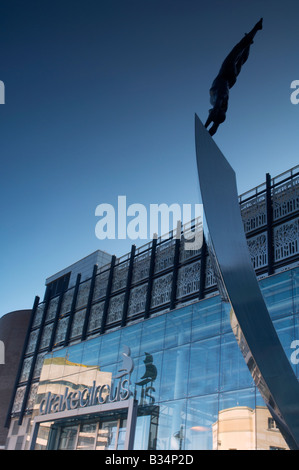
195, 114, 299, 450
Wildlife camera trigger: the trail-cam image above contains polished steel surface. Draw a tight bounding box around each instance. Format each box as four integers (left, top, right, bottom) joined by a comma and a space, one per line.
195, 114, 299, 450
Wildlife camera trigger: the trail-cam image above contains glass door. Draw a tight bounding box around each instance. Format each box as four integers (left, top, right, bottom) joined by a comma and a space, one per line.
96, 418, 127, 450
56, 425, 78, 450
77, 423, 98, 450
50, 416, 128, 450
116, 418, 127, 450
96, 419, 118, 450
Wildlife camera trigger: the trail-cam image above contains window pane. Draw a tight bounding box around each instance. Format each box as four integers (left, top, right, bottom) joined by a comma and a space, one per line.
77, 370, 97, 393
81, 337, 101, 366
260, 271, 293, 319
218, 388, 255, 450
134, 351, 162, 406
119, 323, 142, 359
57, 425, 78, 450
192, 297, 221, 341
116, 418, 127, 450
185, 395, 219, 450
67, 343, 84, 365
159, 345, 190, 401
292, 315, 299, 377
255, 390, 289, 450
188, 338, 220, 397
221, 301, 233, 334
99, 330, 121, 366
156, 400, 186, 450
134, 406, 159, 450
165, 306, 192, 349
273, 316, 295, 372
293, 268, 299, 314
97, 420, 118, 450
77, 423, 97, 450
140, 315, 165, 353
220, 333, 254, 392
35, 421, 55, 450
219, 387, 255, 411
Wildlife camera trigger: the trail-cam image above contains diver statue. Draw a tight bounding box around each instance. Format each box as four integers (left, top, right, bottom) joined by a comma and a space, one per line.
205, 18, 263, 136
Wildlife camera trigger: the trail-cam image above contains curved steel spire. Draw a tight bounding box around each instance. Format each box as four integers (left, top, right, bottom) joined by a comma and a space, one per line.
195, 114, 299, 450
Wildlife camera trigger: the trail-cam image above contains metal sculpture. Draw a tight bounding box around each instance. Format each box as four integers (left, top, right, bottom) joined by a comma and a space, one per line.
195, 114, 299, 450
205, 18, 263, 136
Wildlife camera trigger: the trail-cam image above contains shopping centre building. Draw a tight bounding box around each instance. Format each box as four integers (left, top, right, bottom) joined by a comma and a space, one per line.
4, 165, 299, 450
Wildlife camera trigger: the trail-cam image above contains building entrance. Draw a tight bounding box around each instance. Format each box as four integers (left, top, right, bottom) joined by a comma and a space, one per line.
29, 398, 138, 450
50, 415, 127, 450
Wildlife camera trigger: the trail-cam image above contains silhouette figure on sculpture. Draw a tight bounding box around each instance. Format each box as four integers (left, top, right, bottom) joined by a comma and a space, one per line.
205, 18, 263, 136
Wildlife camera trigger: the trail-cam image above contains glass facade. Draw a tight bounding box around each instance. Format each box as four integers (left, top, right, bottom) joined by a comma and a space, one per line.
29, 266, 299, 450
4, 166, 298, 450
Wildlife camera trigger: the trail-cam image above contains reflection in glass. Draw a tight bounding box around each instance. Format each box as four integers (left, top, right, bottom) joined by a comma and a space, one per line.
97, 420, 117, 450
294, 268, 299, 314
214, 406, 256, 450
119, 323, 142, 359
96, 418, 127, 450
165, 307, 192, 348
189, 338, 220, 397
273, 316, 296, 373
41, 415, 129, 450
115, 418, 127, 450
81, 336, 101, 366
34, 348, 113, 417
35, 421, 54, 450
57, 425, 78, 450
30, 267, 299, 451
134, 406, 159, 450
255, 406, 288, 451
220, 333, 254, 391
77, 423, 97, 450
134, 352, 162, 406
260, 271, 293, 319
255, 390, 289, 450
98, 330, 120, 366
140, 315, 165, 353
67, 342, 84, 366
217, 388, 256, 450
160, 345, 190, 402
294, 316, 299, 378
219, 388, 255, 412
192, 297, 221, 341
185, 395, 218, 450
156, 400, 186, 450
221, 301, 233, 334
215, 399, 289, 449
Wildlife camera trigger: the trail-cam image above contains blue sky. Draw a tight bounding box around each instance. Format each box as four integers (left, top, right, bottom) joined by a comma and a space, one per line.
1, 0, 298, 316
